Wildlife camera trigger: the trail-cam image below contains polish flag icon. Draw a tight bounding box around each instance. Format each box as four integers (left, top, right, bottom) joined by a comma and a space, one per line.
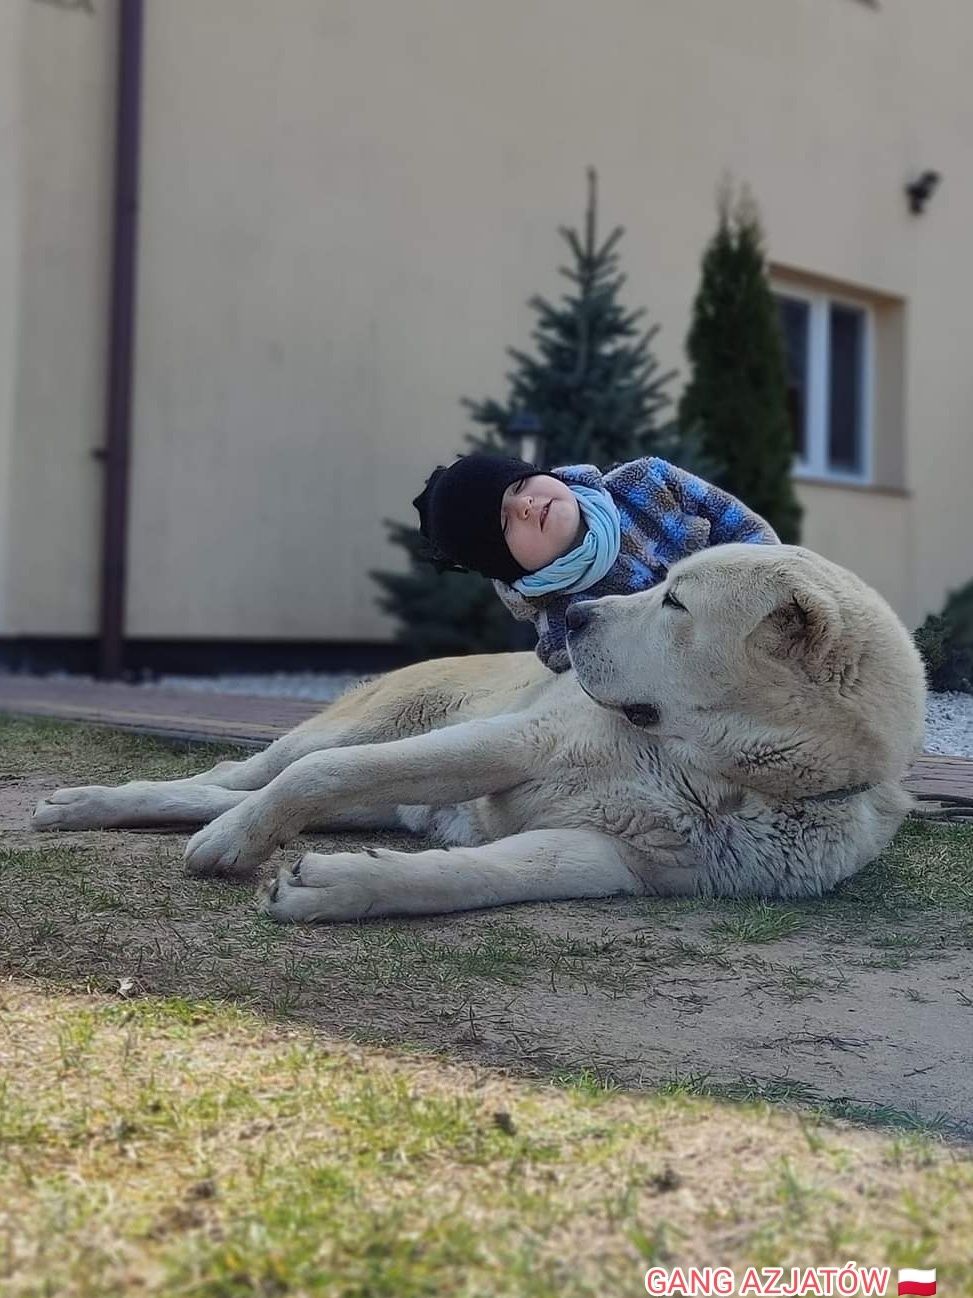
898, 1269, 936, 1296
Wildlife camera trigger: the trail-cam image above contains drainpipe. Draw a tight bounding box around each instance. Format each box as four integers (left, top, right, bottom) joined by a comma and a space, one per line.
97, 0, 143, 678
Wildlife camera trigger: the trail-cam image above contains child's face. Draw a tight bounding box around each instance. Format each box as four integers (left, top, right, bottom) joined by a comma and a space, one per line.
500, 474, 582, 573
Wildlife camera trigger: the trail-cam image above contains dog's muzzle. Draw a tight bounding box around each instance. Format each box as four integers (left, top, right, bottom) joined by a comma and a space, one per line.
566, 602, 661, 729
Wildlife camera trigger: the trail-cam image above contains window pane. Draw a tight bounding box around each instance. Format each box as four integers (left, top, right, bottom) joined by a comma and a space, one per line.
828, 304, 865, 473
775, 295, 809, 460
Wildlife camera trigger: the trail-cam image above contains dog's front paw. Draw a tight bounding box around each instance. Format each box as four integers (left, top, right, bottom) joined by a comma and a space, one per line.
184, 799, 282, 878
259, 853, 379, 924
33, 786, 115, 831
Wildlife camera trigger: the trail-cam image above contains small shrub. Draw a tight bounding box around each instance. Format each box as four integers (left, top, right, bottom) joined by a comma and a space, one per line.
914, 578, 973, 694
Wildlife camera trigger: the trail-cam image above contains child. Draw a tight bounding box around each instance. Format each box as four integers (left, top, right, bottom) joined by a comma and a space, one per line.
413, 452, 778, 672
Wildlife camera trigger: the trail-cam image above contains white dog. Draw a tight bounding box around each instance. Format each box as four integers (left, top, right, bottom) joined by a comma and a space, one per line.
33, 545, 926, 922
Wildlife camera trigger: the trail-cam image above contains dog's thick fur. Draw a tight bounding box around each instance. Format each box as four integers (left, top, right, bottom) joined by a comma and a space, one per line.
33, 545, 926, 922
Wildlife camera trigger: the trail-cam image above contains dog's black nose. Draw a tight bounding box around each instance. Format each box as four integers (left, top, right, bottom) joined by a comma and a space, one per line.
566, 602, 592, 632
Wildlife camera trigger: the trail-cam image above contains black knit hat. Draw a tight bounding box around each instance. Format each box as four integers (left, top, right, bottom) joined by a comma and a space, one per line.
413, 453, 539, 583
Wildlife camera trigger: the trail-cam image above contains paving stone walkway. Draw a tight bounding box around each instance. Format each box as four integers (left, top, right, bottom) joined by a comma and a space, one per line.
0, 676, 317, 746
1, 673, 972, 807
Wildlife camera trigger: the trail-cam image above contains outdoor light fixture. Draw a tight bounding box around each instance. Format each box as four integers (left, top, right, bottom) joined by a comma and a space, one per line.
905, 170, 941, 215
509, 410, 544, 466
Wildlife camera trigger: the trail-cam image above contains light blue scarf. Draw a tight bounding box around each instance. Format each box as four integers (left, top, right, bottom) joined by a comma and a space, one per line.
513, 483, 621, 596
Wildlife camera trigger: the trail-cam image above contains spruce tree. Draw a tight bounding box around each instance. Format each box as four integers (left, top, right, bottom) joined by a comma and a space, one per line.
678, 187, 802, 542
373, 169, 685, 658
464, 167, 677, 468
371, 521, 517, 658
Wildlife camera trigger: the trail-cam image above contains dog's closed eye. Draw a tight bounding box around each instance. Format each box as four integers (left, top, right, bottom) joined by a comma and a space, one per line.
662, 588, 687, 612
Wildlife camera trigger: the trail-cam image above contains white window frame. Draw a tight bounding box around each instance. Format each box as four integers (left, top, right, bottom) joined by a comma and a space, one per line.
773, 284, 874, 486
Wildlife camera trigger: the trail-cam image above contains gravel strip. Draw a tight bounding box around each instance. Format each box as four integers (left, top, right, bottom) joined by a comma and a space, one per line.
923, 690, 973, 759
147, 672, 368, 704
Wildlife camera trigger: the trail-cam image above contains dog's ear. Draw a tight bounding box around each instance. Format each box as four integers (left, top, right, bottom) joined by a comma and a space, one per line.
754, 588, 842, 679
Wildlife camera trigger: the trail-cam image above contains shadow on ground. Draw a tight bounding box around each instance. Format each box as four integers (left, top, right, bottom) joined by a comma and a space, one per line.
2, 716, 972, 1140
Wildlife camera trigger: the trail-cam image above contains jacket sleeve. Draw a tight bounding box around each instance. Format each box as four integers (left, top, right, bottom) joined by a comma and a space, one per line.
493, 581, 571, 674
493, 580, 536, 624
651, 459, 779, 545
534, 603, 572, 673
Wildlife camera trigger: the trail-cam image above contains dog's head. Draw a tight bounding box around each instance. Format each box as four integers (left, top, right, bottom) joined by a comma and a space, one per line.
566, 544, 926, 798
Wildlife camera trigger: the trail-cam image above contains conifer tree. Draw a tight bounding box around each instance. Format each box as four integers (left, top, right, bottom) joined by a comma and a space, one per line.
678, 186, 802, 542
463, 167, 678, 468
373, 169, 688, 656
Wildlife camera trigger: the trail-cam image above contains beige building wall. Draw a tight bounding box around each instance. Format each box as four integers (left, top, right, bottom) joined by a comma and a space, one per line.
3, 0, 971, 641
0, 0, 23, 630
903, 2, 973, 623
0, 0, 115, 636
795, 482, 914, 621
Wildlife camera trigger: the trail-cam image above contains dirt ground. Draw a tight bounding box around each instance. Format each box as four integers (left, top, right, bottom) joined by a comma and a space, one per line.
3, 723, 971, 1142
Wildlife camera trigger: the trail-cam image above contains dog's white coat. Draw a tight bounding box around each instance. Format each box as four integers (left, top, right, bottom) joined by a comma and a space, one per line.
33, 546, 926, 922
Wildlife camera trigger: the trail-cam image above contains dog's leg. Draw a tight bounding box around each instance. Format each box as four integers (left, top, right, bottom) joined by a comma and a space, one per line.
180, 652, 546, 792
260, 829, 640, 923
32, 775, 404, 835
33, 717, 384, 827
34, 658, 524, 830
172, 731, 335, 790
184, 714, 538, 877
33, 782, 252, 831
32, 724, 355, 832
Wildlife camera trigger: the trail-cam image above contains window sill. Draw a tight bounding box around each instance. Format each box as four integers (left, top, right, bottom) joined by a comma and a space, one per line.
793, 475, 910, 499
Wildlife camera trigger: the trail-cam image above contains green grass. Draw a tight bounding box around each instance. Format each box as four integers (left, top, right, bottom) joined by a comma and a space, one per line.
549, 1066, 622, 1097
2, 986, 972, 1298
0, 712, 249, 783
4, 712, 973, 1295
831, 817, 973, 913
707, 901, 807, 944
660, 1071, 971, 1141
348, 921, 622, 990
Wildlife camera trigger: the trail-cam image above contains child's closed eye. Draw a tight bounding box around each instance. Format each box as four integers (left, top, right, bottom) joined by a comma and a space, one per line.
501, 480, 528, 536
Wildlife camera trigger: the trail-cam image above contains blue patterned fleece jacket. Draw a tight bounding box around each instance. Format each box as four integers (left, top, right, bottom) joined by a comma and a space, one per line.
494, 457, 779, 673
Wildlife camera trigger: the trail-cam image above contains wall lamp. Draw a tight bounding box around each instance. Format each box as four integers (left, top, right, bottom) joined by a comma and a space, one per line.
905, 171, 941, 215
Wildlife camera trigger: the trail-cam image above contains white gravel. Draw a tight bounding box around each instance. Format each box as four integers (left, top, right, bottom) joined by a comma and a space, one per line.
146, 672, 368, 705
922, 690, 973, 759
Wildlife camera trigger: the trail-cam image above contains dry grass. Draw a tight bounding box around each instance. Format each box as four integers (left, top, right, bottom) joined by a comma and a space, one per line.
2, 714, 973, 1294
2, 981, 972, 1298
